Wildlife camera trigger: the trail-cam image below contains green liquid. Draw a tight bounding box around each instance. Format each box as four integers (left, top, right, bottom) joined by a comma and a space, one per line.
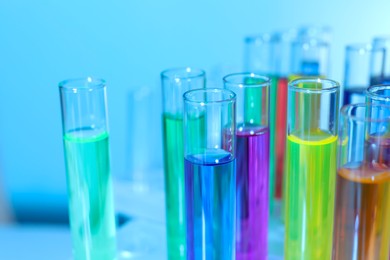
163, 114, 186, 259
285, 132, 337, 259
64, 131, 117, 260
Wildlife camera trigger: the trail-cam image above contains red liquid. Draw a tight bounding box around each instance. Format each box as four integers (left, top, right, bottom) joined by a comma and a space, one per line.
275, 77, 288, 199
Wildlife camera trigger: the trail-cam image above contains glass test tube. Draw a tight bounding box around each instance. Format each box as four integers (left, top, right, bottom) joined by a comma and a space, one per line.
343, 44, 385, 105
333, 104, 390, 260
224, 73, 270, 259
371, 36, 390, 85
161, 67, 206, 259
183, 88, 236, 260
290, 39, 329, 80
272, 30, 296, 205
244, 33, 278, 213
59, 78, 117, 260
285, 78, 340, 259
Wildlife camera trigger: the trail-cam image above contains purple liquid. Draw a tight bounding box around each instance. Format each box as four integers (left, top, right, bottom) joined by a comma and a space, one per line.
185, 150, 236, 260
236, 126, 269, 260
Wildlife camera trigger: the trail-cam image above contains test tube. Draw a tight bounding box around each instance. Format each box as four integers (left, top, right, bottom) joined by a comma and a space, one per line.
224, 73, 270, 259
244, 33, 278, 213
272, 30, 296, 206
333, 103, 390, 259
59, 78, 117, 260
367, 84, 390, 106
183, 88, 236, 259
290, 39, 329, 79
285, 78, 340, 259
161, 67, 206, 259
371, 36, 390, 85
343, 44, 385, 105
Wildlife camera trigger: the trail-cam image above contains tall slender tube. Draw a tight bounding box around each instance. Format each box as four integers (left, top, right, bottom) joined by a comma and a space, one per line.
59, 77, 117, 260
224, 73, 270, 259
184, 88, 236, 259
333, 103, 390, 259
343, 44, 385, 105
161, 67, 206, 259
290, 39, 329, 79
273, 30, 296, 207
285, 78, 340, 259
244, 33, 278, 214
371, 36, 390, 85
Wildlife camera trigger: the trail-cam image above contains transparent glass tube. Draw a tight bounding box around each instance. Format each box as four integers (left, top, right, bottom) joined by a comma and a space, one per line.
285, 78, 340, 259
290, 39, 329, 79
183, 88, 236, 259
224, 73, 269, 259
272, 30, 296, 205
343, 43, 385, 105
59, 77, 117, 260
366, 84, 390, 105
244, 32, 287, 212
333, 103, 390, 260
161, 67, 206, 259
371, 36, 390, 85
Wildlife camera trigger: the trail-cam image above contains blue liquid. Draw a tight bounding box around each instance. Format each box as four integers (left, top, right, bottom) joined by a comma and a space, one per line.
185, 150, 236, 260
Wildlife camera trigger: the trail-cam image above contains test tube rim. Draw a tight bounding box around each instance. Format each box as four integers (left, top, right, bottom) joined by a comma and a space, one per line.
161, 67, 206, 80
59, 77, 106, 92
223, 72, 270, 89
289, 77, 340, 94
345, 43, 376, 52
366, 84, 390, 102
183, 88, 236, 105
341, 103, 390, 123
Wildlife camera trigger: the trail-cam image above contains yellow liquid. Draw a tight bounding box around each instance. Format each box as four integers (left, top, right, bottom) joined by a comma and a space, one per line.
285, 133, 337, 260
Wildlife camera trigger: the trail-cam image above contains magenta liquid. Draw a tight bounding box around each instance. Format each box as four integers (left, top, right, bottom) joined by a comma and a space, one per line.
236, 126, 269, 259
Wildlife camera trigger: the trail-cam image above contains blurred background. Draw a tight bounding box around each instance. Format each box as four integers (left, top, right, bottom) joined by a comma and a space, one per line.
0, 0, 389, 256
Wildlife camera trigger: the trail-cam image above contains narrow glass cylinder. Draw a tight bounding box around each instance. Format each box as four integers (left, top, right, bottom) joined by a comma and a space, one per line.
285, 78, 340, 259
59, 77, 117, 260
333, 104, 390, 260
290, 39, 329, 79
161, 67, 206, 259
224, 73, 270, 259
272, 30, 296, 205
344, 44, 385, 105
183, 88, 236, 260
244, 33, 280, 213
371, 36, 390, 85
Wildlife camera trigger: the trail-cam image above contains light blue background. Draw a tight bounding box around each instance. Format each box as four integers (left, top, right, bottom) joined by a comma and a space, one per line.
0, 0, 389, 221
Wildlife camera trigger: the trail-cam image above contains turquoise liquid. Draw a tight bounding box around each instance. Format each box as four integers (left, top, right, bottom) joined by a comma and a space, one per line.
64, 130, 117, 260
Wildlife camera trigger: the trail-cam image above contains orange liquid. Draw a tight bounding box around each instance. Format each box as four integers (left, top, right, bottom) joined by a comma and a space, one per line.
333, 165, 390, 259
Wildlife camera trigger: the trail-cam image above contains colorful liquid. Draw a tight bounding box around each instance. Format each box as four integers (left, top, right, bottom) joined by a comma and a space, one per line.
333, 136, 390, 259
274, 77, 288, 200
162, 114, 186, 259
268, 75, 277, 213
185, 150, 235, 260
343, 87, 367, 105
236, 126, 269, 259
64, 130, 117, 260
371, 75, 390, 85
285, 132, 337, 259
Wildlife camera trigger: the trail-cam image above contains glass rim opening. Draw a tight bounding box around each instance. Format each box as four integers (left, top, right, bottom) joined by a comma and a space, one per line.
289, 77, 340, 94
366, 84, 390, 102
223, 73, 270, 88
341, 103, 390, 123
59, 77, 106, 91
161, 67, 205, 80
345, 43, 379, 53
183, 88, 236, 104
